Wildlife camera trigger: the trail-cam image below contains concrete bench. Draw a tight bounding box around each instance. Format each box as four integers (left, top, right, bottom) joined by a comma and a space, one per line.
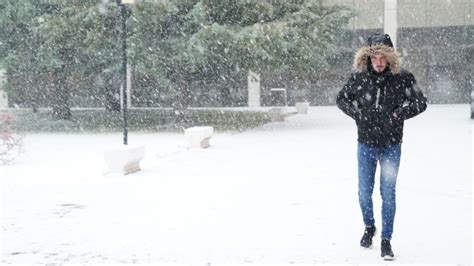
104, 145, 145, 175
184, 126, 213, 148
295, 102, 310, 114
269, 107, 286, 122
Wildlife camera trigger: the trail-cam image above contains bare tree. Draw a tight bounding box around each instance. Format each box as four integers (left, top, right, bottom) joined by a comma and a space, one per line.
0, 114, 23, 164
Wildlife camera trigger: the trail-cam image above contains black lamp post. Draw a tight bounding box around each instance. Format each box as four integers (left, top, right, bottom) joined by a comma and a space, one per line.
117, 0, 134, 145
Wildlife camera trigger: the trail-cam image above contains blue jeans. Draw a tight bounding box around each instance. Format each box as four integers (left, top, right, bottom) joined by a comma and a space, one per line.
357, 142, 401, 240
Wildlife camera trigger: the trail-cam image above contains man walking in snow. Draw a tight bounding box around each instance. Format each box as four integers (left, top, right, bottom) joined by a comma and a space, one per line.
336, 33, 427, 260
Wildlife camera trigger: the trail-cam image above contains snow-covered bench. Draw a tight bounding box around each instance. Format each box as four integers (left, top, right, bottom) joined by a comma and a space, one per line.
295, 102, 310, 114
185, 126, 213, 148
104, 145, 145, 175
269, 107, 286, 122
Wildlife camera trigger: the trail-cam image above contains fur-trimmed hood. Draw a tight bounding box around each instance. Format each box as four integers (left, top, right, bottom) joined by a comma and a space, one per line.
353, 44, 401, 75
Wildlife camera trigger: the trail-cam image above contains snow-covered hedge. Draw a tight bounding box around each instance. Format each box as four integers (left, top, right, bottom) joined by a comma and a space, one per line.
1, 108, 271, 132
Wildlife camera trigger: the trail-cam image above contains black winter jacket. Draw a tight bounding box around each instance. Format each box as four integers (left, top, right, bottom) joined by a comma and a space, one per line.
337, 68, 427, 147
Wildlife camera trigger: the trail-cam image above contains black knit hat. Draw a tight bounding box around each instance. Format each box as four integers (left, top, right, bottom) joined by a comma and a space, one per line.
367, 33, 393, 48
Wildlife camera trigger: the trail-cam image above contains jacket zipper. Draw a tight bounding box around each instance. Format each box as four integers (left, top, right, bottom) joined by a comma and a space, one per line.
375, 88, 380, 109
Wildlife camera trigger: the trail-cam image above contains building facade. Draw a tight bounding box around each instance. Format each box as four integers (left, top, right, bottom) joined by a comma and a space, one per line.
315, 0, 474, 104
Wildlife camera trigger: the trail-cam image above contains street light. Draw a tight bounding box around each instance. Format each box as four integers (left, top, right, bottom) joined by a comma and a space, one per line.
117, 0, 134, 145
103, 0, 145, 176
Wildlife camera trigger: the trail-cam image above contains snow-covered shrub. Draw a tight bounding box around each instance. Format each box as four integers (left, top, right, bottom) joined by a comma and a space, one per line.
0, 114, 23, 164
8, 109, 272, 132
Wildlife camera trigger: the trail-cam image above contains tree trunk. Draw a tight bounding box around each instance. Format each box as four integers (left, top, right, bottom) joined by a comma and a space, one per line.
51, 68, 71, 120
105, 73, 121, 111
220, 85, 231, 107
105, 87, 121, 111
173, 79, 191, 124
181, 83, 191, 109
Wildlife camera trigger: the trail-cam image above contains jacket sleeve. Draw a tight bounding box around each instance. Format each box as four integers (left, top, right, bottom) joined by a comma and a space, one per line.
401, 73, 427, 120
336, 73, 361, 121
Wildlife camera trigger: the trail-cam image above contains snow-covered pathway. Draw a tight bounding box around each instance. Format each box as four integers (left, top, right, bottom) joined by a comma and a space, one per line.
1, 104, 472, 264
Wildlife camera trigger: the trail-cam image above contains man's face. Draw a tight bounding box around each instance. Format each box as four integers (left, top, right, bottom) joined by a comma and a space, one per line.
370, 54, 388, 73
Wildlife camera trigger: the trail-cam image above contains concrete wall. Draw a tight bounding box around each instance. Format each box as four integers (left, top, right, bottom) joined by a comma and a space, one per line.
325, 0, 384, 29
398, 0, 473, 28
325, 0, 474, 29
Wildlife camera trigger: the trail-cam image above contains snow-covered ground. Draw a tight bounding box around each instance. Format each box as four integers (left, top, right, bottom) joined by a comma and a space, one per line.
1, 104, 472, 264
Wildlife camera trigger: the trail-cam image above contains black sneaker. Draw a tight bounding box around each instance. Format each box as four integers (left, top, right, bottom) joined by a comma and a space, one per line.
381, 239, 395, 260
360, 225, 376, 248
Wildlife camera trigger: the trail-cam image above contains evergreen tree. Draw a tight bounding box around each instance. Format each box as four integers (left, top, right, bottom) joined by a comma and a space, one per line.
1, 0, 354, 111
0, 0, 47, 111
